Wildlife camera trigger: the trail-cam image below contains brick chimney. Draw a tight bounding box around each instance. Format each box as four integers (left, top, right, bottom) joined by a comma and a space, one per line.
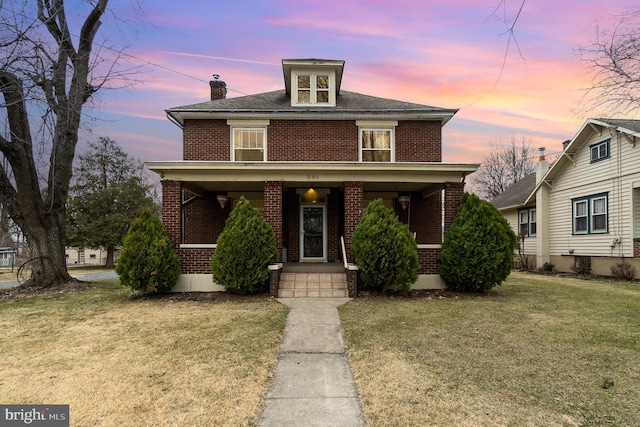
209, 74, 227, 100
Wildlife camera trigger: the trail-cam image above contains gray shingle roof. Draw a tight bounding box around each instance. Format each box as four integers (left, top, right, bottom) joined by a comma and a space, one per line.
167, 90, 455, 114
595, 118, 640, 134
490, 172, 536, 210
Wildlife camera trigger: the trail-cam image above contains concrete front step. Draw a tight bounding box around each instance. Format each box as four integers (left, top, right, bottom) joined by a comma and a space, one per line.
278, 272, 348, 298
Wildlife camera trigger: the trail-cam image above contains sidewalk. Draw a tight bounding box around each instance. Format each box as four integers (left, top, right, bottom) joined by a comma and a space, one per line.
258, 298, 366, 427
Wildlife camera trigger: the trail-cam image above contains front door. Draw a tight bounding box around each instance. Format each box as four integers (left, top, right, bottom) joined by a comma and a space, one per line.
300, 205, 327, 261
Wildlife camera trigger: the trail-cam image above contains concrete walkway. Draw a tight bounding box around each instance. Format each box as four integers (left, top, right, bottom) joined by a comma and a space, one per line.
258, 298, 366, 427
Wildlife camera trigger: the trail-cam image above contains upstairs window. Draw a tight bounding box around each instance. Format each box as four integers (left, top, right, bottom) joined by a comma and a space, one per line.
572, 193, 608, 234
360, 129, 393, 162
233, 128, 265, 161
294, 73, 333, 105
590, 139, 610, 162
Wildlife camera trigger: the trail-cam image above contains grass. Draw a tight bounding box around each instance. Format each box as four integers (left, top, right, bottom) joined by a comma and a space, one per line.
0, 280, 288, 426
339, 272, 640, 426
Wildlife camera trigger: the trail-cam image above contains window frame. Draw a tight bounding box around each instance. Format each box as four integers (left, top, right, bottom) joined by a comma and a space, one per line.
231, 127, 267, 162
572, 193, 608, 235
359, 127, 395, 162
589, 139, 610, 163
293, 72, 334, 106
517, 207, 536, 237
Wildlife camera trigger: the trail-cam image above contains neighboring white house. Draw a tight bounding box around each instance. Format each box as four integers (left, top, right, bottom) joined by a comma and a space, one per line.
493, 118, 640, 277
65, 247, 118, 265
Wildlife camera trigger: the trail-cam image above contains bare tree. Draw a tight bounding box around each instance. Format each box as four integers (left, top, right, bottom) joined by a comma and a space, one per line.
579, 9, 640, 116
0, 0, 116, 288
470, 135, 537, 200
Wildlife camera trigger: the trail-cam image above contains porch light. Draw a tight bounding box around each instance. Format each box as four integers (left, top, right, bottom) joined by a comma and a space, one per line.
217, 195, 229, 209
398, 195, 411, 210
302, 188, 320, 204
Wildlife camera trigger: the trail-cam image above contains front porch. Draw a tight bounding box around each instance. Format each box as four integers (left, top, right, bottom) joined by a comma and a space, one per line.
149, 161, 474, 294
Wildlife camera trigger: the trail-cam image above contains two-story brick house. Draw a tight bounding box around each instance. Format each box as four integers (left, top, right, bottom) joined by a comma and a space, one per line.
146, 59, 479, 294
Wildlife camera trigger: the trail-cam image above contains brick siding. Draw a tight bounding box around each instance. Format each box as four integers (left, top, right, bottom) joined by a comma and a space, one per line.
177, 248, 215, 274
264, 181, 284, 261
344, 182, 364, 262
418, 247, 440, 274
183, 119, 230, 161
183, 192, 228, 244
161, 180, 182, 245
635, 240, 640, 258
444, 182, 464, 233
395, 121, 442, 162
268, 120, 358, 161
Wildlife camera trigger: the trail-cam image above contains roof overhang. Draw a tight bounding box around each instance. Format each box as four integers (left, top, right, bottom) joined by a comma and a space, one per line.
146, 161, 479, 194
282, 59, 345, 95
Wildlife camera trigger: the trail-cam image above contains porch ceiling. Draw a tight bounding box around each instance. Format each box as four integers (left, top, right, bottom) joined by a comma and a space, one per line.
146, 161, 479, 194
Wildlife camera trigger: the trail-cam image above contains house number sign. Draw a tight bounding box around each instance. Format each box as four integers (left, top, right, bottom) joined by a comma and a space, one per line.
307, 174, 319, 180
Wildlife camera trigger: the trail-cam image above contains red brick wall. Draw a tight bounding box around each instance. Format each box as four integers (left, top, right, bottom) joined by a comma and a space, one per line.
182, 118, 443, 162
418, 248, 440, 274
161, 180, 182, 245
327, 190, 342, 262
396, 121, 442, 162
183, 119, 230, 160
344, 182, 364, 261
264, 181, 283, 261
268, 120, 358, 161
177, 248, 214, 274
285, 189, 300, 262
635, 240, 640, 258
444, 182, 464, 233
183, 192, 228, 244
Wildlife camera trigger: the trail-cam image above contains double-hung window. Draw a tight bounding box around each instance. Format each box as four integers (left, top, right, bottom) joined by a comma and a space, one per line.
518, 208, 536, 237
590, 139, 610, 162
233, 128, 266, 161
572, 193, 608, 234
295, 74, 332, 105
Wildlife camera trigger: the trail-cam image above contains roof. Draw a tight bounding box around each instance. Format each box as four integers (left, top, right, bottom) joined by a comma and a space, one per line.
525, 117, 640, 205
166, 90, 458, 126
490, 172, 537, 210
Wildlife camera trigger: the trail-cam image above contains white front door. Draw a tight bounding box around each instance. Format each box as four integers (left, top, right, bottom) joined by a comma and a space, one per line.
300, 205, 327, 261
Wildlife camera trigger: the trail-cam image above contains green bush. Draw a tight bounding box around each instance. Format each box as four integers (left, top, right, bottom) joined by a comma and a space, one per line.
211, 196, 278, 294
116, 210, 181, 294
351, 198, 419, 294
439, 193, 516, 292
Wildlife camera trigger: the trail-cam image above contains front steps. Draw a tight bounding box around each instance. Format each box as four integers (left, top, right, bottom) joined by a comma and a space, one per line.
278, 272, 348, 298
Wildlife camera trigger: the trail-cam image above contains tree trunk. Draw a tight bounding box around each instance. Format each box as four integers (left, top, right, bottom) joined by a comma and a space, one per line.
105, 246, 115, 269
21, 212, 74, 288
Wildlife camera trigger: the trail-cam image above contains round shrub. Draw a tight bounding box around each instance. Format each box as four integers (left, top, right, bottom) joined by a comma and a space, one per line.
439, 192, 516, 292
116, 210, 181, 294
351, 198, 419, 294
211, 196, 278, 294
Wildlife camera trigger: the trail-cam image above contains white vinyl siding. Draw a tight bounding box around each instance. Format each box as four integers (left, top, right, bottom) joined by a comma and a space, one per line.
547, 128, 640, 258
504, 208, 536, 255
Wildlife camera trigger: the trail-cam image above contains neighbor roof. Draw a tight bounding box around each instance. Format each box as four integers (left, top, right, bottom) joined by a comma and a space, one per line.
490, 172, 536, 210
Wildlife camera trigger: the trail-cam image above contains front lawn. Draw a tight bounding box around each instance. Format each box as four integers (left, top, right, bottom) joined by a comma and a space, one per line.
340, 272, 640, 426
0, 280, 288, 426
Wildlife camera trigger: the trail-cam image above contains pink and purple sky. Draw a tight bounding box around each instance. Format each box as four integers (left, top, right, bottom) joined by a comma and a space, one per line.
84, 0, 638, 164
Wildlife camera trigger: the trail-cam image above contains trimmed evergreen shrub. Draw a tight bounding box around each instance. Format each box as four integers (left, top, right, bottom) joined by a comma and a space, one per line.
116, 210, 181, 294
211, 196, 278, 294
351, 198, 419, 294
439, 193, 516, 292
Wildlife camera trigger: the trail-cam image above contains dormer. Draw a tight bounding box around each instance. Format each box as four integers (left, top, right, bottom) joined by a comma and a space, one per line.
282, 59, 344, 107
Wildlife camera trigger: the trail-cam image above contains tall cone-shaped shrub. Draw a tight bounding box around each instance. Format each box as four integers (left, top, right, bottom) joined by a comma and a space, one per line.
439, 193, 516, 292
211, 196, 278, 294
116, 210, 181, 294
351, 198, 419, 293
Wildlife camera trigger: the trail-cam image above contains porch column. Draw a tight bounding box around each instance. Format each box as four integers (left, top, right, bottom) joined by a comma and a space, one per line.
264, 181, 284, 261
344, 181, 363, 262
161, 180, 182, 245
443, 182, 464, 235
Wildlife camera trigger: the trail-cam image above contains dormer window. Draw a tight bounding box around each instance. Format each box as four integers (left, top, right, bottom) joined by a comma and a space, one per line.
294, 73, 333, 105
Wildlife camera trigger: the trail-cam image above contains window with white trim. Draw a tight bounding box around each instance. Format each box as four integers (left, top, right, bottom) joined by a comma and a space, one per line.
572, 193, 608, 234
360, 129, 393, 162
518, 208, 536, 237
232, 128, 266, 161
590, 139, 610, 162
294, 73, 332, 105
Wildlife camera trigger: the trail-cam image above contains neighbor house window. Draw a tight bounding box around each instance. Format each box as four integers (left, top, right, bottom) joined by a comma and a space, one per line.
518, 208, 536, 237
573, 193, 608, 234
233, 128, 266, 161
360, 129, 393, 162
590, 139, 610, 162
294, 74, 332, 105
